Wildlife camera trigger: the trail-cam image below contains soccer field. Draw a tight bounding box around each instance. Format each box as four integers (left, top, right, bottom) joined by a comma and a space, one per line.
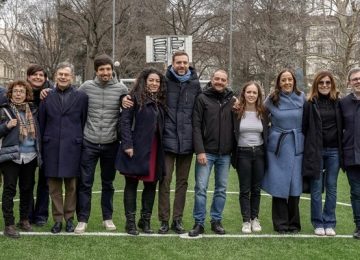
0, 159, 358, 259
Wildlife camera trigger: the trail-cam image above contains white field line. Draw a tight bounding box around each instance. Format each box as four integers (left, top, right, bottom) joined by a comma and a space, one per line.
0, 232, 354, 239
1, 190, 352, 207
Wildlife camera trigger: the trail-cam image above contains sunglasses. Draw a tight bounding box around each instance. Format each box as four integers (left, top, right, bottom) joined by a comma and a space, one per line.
318, 80, 331, 86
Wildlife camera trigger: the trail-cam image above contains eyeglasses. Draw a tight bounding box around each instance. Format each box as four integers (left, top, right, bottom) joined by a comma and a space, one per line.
12, 89, 26, 94
350, 77, 360, 83
318, 80, 331, 86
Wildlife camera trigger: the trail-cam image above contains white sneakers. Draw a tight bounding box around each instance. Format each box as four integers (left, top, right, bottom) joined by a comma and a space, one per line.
74, 222, 87, 234
242, 218, 262, 234
314, 227, 325, 236
314, 227, 336, 236
242, 222, 252, 234
251, 218, 262, 232
103, 220, 116, 231
74, 220, 117, 234
325, 228, 336, 236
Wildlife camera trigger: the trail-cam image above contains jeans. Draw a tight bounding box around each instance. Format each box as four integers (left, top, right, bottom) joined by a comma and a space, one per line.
77, 140, 119, 222
310, 148, 340, 229
193, 153, 230, 225
1, 159, 37, 226
123, 177, 157, 215
346, 166, 360, 228
236, 146, 265, 222
158, 152, 193, 221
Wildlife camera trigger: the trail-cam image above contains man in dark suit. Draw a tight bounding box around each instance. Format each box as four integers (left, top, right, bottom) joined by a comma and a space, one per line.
39, 62, 88, 233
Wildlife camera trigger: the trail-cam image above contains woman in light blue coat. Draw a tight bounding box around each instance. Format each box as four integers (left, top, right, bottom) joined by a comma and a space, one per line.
262, 69, 306, 234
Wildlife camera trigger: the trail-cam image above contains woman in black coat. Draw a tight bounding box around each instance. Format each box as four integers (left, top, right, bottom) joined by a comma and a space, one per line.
302, 70, 342, 236
115, 68, 166, 235
232, 81, 268, 234
0, 80, 41, 239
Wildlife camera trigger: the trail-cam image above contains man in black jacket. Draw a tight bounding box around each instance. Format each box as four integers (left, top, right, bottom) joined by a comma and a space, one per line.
340, 67, 360, 239
188, 69, 235, 237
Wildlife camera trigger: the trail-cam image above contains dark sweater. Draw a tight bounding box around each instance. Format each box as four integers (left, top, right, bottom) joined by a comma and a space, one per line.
318, 94, 338, 148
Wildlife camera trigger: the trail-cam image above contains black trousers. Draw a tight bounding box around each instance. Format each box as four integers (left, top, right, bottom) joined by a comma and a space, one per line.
1, 159, 37, 226
123, 177, 157, 215
272, 196, 301, 232
29, 168, 49, 223
236, 146, 265, 222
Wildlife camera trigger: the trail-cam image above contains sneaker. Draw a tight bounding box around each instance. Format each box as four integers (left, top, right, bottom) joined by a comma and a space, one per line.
103, 219, 116, 231
325, 228, 336, 236
314, 227, 325, 236
242, 222, 252, 234
251, 218, 262, 232
74, 222, 87, 234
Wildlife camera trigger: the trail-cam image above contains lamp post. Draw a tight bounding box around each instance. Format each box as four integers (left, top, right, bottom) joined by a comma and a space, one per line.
229, 0, 233, 87
112, 0, 116, 61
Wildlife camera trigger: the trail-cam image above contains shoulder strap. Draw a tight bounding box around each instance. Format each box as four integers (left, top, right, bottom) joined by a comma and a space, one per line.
3, 108, 13, 120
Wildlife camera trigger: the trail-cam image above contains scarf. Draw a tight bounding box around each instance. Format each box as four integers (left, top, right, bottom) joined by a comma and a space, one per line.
170, 66, 191, 82
10, 103, 36, 141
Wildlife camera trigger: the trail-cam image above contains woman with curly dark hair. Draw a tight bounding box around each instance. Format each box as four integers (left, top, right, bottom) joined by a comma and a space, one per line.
0, 80, 41, 238
115, 68, 167, 235
232, 81, 268, 233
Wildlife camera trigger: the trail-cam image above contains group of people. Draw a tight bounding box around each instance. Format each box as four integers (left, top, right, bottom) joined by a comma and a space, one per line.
0, 51, 360, 241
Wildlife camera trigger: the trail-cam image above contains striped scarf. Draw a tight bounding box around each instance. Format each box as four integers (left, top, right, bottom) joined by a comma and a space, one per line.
10, 103, 36, 141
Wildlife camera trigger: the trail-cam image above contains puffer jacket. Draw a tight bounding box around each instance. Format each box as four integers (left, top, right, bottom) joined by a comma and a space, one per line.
0, 101, 42, 165
79, 76, 128, 144
163, 66, 201, 154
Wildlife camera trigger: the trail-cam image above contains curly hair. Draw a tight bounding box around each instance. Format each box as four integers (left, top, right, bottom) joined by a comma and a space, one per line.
7, 80, 33, 102
269, 69, 301, 107
236, 81, 265, 119
130, 68, 166, 109
308, 70, 339, 101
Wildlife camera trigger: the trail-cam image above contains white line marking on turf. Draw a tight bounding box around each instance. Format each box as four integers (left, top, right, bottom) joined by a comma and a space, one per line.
0, 232, 354, 238
2, 190, 352, 207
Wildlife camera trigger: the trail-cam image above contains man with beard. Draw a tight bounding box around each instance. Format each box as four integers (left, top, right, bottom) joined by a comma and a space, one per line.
188, 69, 235, 237
74, 54, 128, 233
339, 67, 360, 239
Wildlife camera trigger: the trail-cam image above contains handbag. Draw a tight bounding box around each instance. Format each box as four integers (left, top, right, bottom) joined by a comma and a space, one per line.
0, 108, 13, 149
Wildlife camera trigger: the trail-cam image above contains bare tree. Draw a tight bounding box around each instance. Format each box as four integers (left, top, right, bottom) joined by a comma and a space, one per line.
0, 0, 28, 78
58, 0, 130, 80
20, 0, 67, 79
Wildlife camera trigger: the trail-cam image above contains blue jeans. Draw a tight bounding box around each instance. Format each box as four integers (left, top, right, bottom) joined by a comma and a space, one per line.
77, 140, 119, 222
346, 166, 360, 228
193, 153, 230, 225
310, 148, 340, 228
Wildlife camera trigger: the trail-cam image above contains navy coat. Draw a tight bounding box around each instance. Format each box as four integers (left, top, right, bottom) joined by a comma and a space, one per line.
39, 86, 88, 178
163, 66, 202, 154
115, 95, 166, 180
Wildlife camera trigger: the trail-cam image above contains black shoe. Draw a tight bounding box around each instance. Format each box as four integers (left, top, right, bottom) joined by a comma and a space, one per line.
34, 220, 47, 227
353, 227, 360, 239
158, 221, 169, 234
51, 222, 62, 234
4, 225, 20, 239
171, 219, 186, 234
188, 223, 204, 237
211, 221, 225, 235
125, 214, 139, 236
138, 214, 154, 234
65, 219, 75, 233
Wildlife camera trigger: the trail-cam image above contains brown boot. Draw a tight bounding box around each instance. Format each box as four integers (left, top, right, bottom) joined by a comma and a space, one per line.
4, 225, 20, 239
18, 220, 33, 232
